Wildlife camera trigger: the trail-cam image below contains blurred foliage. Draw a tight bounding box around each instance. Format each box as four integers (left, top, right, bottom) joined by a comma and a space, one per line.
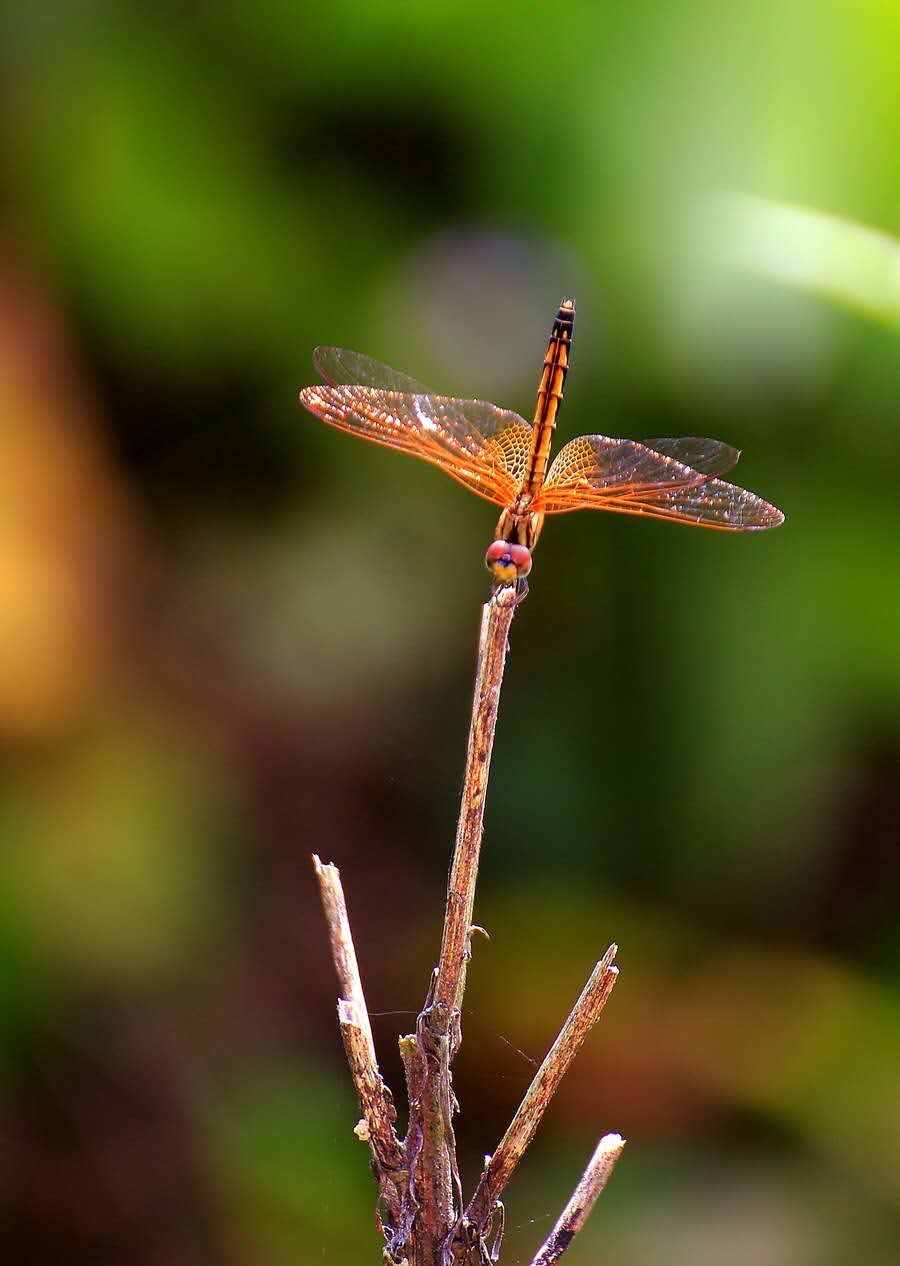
1, 2, 899, 1264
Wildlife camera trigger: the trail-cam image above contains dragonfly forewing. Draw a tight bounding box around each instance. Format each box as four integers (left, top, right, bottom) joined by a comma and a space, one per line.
299, 380, 532, 507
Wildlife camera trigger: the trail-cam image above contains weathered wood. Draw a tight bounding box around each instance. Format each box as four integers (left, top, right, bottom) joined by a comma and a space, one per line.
431, 587, 518, 1033
529, 1132, 625, 1266
312, 856, 406, 1228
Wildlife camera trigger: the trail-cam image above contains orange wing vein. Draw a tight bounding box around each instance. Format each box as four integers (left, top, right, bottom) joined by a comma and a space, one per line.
600, 480, 785, 530
539, 434, 782, 530
300, 347, 532, 507
539, 435, 708, 510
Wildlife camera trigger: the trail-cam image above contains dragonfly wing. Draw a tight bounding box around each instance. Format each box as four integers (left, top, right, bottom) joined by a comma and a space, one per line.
641, 437, 741, 477
603, 479, 784, 530
483, 419, 533, 488
313, 346, 432, 393
299, 383, 530, 506
539, 435, 706, 513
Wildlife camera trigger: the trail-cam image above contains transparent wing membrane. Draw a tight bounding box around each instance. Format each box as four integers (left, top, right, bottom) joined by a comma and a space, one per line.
538, 433, 781, 530
603, 479, 785, 531
299, 380, 532, 506
539, 435, 706, 511
300, 342, 784, 535
313, 346, 431, 393
641, 437, 741, 477
483, 422, 533, 488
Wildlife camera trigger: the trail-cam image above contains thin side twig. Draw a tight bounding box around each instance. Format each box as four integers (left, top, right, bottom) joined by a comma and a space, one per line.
312, 856, 405, 1181
529, 1132, 625, 1266
465, 943, 619, 1232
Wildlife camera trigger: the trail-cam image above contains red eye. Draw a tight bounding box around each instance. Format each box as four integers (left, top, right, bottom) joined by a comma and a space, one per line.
484, 539, 532, 577
485, 540, 510, 563
506, 544, 532, 575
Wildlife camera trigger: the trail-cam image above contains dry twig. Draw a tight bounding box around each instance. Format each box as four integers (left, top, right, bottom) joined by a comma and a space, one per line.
406, 588, 518, 1264
312, 856, 406, 1226
529, 1132, 626, 1266
430, 586, 518, 1033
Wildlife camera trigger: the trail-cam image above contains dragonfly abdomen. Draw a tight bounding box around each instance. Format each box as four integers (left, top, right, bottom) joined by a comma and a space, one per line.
524, 299, 575, 497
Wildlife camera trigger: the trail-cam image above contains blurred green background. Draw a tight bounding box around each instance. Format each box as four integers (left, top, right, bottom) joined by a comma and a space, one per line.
1, 3, 899, 1264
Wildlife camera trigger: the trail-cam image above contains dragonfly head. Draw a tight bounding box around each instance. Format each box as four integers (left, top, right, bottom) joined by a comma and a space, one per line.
485, 539, 532, 588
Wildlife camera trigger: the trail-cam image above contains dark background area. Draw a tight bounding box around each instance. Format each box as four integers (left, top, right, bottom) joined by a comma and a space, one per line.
1, 3, 899, 1264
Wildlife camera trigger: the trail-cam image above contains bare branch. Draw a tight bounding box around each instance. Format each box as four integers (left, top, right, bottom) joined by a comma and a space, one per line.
465, 944, 619, 1231
429, 588, 518, 1038
312, 855, 404, 1178
403, 588, 518, 1266
314, 594, 622, 1266
529, 1132, 626, 1266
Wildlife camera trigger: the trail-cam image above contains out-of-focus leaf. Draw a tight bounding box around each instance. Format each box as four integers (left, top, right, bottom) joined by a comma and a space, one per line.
705, 194, 900, 327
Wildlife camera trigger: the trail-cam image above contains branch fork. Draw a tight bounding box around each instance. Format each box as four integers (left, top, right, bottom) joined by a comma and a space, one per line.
314, 590, 623, 1265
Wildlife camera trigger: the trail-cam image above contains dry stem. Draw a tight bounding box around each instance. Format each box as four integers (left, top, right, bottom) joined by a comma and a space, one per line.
430, 587, 518, 1035
529, 1133, 626, 1266
404, 588, 519, 1265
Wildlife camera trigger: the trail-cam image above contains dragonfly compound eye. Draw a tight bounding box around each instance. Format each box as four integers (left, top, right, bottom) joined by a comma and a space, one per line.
485, 539, 533, 584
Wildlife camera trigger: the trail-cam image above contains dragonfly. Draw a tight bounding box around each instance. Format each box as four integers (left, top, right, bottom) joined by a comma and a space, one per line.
299, 299, 783, 593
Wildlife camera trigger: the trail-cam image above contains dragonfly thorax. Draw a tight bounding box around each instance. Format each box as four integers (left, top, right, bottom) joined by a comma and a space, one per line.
495, 503, 545, 551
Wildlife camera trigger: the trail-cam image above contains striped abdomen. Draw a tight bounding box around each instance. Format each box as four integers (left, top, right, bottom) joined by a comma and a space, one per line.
523, 298, 575, 497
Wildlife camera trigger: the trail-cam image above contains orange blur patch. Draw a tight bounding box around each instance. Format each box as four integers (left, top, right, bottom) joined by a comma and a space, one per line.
0, 258, 133, 736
